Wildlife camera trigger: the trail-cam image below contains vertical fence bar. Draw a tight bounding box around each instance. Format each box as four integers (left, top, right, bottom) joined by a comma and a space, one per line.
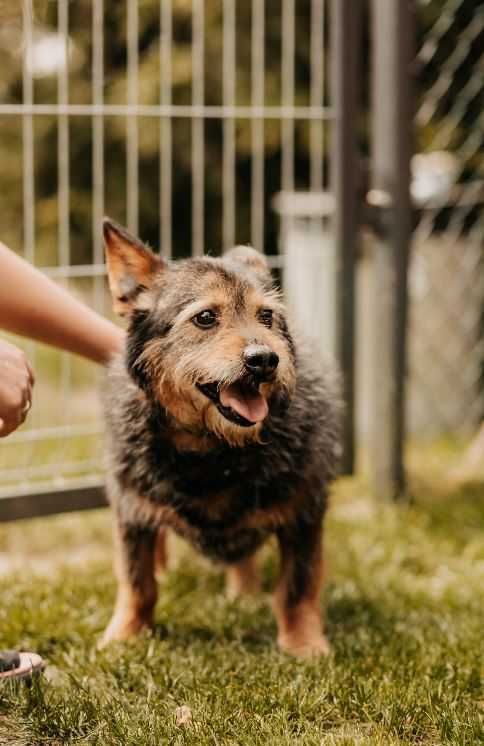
22, 0, 34, 265
192, 0, 204, 257
222, 0, 236, 252
331, 0, 360, 475
21, 0, 37, 434
160, 0, 172, 259
310, 0, 324, 191
281, 0, 295, 193
58, 0, 69, 269
57, 0, 71, 423
126, 0, 139, 235
251, 0, 265, 251
370, 0, 413, 498
92, 0, 104, 310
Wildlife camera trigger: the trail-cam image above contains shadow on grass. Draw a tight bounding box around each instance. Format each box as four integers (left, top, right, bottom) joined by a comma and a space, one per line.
152, 618, 275, 653
150, 590, 410, 658
327, 595, 393, 633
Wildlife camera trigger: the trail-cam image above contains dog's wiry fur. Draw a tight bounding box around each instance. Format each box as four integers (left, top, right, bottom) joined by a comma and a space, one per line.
102, 218, 341, 656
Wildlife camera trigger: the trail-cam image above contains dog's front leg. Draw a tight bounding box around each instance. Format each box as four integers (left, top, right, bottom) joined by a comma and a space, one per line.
100, 520, 158, 647
273, 516, 329, 657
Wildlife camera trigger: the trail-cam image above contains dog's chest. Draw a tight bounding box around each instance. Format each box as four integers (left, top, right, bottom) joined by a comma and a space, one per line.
140, 443, 289, 561
158, 472, 271, 564
117, 430, 302, 560
168, 446, 255, 496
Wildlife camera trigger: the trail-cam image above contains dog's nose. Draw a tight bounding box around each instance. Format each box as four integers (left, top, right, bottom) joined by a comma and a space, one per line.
243, 345, 279, 378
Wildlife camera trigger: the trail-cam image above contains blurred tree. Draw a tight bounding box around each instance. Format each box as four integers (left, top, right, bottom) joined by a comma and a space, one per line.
0, 0, 481, 265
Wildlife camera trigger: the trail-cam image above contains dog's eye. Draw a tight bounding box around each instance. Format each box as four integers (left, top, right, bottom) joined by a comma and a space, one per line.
193, 309, 217, 329
258, 308, 273, 328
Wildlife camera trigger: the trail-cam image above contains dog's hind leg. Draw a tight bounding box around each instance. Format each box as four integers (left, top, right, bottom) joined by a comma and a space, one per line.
225, 553, 261, 600
272, 514, 329, 658
100, 519, 158, 647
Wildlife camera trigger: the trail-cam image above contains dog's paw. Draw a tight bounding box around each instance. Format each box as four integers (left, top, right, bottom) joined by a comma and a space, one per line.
277, 633, 331, 658
98, 616, 151, 649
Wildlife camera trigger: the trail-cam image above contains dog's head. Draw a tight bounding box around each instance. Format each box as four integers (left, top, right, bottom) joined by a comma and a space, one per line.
104, 218, 296, 446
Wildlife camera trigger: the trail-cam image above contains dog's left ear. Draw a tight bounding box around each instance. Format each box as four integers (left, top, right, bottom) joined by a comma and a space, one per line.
103, 217, 166, 317
224, 245, 271, 279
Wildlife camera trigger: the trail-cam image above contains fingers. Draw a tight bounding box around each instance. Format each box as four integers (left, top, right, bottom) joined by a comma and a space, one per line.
0, 414, 19, 437
0, 340, 35, 437
26, 358, 35, 386
0, 396, 30, 436
19, 397, 32, 425
17, 374, 33, 428
20, 374, 33, 408
0, 394, 32, 436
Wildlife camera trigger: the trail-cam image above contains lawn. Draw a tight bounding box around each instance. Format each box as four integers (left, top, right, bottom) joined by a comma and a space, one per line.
0, 442, 483, 745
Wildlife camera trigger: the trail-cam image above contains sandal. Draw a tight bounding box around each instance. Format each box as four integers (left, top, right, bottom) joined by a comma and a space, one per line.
0, 650, 44, 681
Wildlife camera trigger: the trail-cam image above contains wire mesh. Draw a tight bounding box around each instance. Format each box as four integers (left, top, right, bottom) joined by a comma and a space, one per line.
407, 0, 484, 436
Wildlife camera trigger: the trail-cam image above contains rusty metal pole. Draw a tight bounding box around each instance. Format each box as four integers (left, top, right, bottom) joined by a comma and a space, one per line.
331, 0, 360, 475
370, 0, 414, 498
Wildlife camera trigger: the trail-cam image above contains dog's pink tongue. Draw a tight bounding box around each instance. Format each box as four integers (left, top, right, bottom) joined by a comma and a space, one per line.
219, 384, 268, 423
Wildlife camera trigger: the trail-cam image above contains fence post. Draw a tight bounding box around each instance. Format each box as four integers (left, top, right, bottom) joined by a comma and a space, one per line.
331, 0, 360, 475
369, 0, 414, 498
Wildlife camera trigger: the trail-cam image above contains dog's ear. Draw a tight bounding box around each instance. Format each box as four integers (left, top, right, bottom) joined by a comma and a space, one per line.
224, 245, 270, 278
103, 218, 165, 317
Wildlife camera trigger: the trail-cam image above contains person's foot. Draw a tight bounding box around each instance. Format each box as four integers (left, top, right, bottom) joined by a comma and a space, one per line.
0, 650, 44, 680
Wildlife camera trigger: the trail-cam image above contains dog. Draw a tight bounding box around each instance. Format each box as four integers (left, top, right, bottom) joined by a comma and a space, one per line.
101, 217, 341, 657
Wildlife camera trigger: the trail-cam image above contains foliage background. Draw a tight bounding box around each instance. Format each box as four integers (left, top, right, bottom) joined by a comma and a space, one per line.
0, 0, 481, 264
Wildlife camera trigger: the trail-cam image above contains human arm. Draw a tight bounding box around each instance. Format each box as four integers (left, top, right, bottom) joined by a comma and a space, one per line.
0, 241, 124, 364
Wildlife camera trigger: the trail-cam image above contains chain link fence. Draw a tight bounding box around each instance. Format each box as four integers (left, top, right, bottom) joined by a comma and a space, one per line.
407, 0, 484, 436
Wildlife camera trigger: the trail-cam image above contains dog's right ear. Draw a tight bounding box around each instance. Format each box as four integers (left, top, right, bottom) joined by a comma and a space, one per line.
103, 217, 166, 317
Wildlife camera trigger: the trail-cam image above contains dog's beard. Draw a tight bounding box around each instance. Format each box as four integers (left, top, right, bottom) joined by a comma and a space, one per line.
202, 402, 265, 447
197, 377, 269, 428
156, 374, 272, 447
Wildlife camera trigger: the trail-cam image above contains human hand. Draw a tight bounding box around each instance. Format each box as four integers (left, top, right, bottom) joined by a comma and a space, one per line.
0, 339, 34, 437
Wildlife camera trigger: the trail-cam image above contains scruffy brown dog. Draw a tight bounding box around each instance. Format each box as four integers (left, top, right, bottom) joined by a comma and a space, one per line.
101, 217, 341, 657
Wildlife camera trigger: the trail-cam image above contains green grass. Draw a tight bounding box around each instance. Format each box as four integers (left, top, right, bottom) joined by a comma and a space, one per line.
0, 448, 483, 745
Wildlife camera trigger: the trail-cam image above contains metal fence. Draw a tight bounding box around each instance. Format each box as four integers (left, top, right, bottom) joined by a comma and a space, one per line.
407, 0, 484, 436
1, 0, 481, 517
355, 0, 483, 497
0, 0, 358, 519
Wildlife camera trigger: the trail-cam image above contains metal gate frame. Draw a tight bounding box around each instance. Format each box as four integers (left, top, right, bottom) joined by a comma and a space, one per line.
368, 0, 413, 499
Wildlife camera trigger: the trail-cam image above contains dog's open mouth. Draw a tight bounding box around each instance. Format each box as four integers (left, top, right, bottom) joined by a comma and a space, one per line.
197, 378, 269, 427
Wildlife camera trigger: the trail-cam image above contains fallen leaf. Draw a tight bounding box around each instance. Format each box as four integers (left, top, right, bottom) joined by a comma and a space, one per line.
175, 705, 192, 727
